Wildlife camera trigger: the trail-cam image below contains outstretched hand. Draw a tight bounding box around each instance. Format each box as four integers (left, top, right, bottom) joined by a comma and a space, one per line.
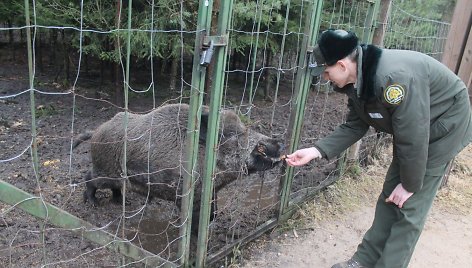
385, 183, 414, 208
285, 147, 322, 167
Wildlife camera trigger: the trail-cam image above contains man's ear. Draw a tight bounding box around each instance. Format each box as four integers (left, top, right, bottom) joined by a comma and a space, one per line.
338, 60, 347, 71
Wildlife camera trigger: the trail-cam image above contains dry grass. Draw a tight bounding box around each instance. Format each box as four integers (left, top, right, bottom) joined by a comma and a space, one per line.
286, 144, 472, 230
435, 144, 472, 215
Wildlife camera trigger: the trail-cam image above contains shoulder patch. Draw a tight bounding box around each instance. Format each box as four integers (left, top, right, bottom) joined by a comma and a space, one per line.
383, 84, 405, 105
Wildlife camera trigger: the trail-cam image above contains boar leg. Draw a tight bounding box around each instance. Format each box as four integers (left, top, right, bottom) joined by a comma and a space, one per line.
83, 170, 99, 206
111, 188, 123, 204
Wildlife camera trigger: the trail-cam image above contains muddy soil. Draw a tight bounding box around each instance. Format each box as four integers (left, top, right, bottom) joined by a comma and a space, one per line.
0, 50, 346, 267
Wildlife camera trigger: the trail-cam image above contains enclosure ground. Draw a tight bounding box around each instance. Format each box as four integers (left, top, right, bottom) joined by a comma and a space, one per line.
241, 144, 472, 268
0, 50, 343, 267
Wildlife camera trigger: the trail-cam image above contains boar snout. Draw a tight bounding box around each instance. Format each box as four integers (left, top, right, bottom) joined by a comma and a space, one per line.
246, 139, 285, 174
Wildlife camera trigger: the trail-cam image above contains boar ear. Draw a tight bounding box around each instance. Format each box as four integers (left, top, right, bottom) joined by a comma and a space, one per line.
199, 112, 209, 145
256, 141, 267, 155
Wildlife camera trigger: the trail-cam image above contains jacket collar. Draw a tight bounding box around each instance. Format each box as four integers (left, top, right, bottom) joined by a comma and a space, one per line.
358, 44, 382, 100
333, 44, 382, 101
356, 45, 363, 97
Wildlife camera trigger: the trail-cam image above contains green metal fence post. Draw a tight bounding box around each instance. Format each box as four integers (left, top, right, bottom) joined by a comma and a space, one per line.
24, 0, 39, 186
178, 0, 213, 266
118, 0, 133, 265
23, 0, 44, 263
278, 0, 324, 220
195, 0, 233, 267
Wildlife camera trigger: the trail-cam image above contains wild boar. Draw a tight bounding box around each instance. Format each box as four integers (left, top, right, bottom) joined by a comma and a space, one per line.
73, 103, 284, 227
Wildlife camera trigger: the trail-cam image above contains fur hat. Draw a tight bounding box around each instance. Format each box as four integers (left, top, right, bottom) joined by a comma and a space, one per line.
311, 29, 359, 76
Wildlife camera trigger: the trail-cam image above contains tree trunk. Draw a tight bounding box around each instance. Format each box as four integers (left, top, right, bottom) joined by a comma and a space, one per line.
61, 30, 70, 83
169, 56, 179, 91
49, 29, 57, 67
20, 28, 24, 43
263, 51, 273, 100
372, 0, 392, 48
114, 0, 124, 106
84, 54, 89, 75
160, 58, 168, 74
8, 21, 13, 44
8, 21, 15, 61
230, 49, 237, 70
115, 62, 123, 106
36, 29, 43, 73
100, 59, 105, 87
234, 51, 245, 82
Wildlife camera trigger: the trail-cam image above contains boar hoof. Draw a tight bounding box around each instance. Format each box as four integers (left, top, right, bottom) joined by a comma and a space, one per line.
83, 187, 100, 206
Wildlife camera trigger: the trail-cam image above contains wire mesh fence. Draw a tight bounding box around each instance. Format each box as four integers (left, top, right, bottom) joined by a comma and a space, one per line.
0, 0, 454, 267
384, 1, 452, 59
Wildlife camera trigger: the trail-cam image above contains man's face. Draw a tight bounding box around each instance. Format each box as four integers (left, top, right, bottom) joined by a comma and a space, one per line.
322, 60, 351, 88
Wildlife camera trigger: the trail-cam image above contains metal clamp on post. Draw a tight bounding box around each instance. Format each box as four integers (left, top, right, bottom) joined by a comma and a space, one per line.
200, 40, 215, 66
306, 46, 317, 75
306, 46, 315, 67
199, 35, 228, 67
306, 45, 325, 77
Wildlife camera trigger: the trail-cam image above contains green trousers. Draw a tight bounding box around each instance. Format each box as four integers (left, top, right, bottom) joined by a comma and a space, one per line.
353, 158, 448, 268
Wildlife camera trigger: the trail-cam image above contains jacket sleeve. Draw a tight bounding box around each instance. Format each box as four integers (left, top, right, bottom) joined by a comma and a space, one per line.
389, 76, 430, 193
314, 98, 369, 160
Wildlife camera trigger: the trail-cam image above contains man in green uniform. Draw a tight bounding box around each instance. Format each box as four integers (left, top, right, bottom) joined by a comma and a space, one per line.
285, 29, 472, 268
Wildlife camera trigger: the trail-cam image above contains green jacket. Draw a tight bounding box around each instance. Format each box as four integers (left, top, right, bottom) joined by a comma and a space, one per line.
315, 45, 472, 192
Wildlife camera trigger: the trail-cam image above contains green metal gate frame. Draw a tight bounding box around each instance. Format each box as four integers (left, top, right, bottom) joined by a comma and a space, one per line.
0, 0, 382, 267
178, 0, 214, 265
279, 0, 324, 221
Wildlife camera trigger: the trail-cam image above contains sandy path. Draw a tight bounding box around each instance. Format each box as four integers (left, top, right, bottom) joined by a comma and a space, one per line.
242, 145, 472, 268
242, 204, 472, 267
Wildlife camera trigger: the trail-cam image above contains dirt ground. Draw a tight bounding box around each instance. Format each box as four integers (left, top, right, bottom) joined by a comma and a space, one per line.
241, 144, 472, 268
0, 50, 343, 267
